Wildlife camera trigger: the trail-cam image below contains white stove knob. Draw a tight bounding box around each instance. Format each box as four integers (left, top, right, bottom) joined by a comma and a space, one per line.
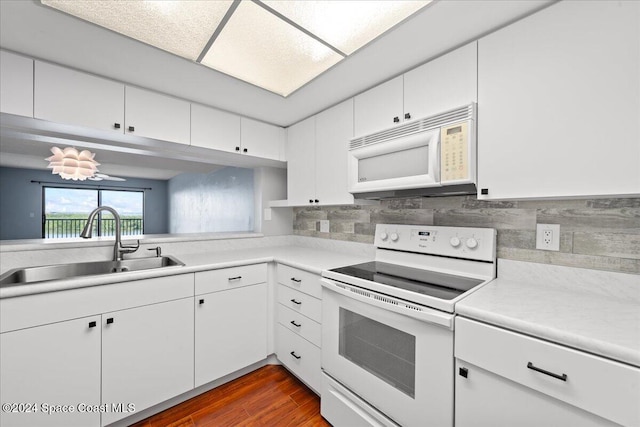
450, 237, 461, 247
380, 232, 388, 241
390, 233, 399, 242
466, 238, 478, 249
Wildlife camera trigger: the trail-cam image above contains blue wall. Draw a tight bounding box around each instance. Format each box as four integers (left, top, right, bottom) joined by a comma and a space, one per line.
0, 167, 169, 240
168, 167, 254, 233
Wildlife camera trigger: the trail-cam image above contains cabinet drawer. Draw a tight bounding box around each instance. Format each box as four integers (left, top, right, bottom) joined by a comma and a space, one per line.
195, 263, 267, 295
455, 317, 640, 427
276, 324, 321, 394
277, 303, 321, 347
277, 284, 322, 323
277, 264, 322, 299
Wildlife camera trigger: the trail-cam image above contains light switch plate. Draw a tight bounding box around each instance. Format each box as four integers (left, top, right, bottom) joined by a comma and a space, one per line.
263, 208, 272, 221
319, 220, 330, 233
536, 224, 560, 251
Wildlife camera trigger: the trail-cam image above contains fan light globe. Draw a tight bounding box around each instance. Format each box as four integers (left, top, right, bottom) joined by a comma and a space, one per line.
46, 146, 100, 181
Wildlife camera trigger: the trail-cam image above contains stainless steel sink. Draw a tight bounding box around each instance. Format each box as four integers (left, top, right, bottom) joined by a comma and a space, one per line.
0, 256, 185, 287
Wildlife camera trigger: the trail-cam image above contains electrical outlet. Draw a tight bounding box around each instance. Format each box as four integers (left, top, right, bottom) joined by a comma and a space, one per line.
536, 224, 560, 251
319, 220, 330, 233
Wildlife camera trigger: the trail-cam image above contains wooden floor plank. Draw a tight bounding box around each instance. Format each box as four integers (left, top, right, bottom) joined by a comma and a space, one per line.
132, 365, 330, 427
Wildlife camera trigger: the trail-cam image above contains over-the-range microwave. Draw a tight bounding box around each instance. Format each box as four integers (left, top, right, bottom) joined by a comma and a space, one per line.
348, 103, 477, 199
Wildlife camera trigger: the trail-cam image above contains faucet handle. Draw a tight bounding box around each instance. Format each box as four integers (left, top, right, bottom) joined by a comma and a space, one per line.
147, 246, 162, 257
120, 240, 140, 252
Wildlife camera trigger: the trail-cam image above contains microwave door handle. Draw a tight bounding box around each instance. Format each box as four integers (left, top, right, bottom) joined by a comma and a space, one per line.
430, 130, 441, 183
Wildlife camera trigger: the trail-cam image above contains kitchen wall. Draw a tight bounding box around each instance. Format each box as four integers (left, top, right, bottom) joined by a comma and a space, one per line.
293, 196, 640, 274
0, 166, 168, 240
168, 167, 254, 234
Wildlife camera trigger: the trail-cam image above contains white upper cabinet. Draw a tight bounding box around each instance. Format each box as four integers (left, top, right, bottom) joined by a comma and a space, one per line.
477, 0, 640, 199
124, 86, 190, 145
287, 115, 316, 206
315, 98, 355, 205
35, 61, 124, 133
287, 99, 354, 206
240, 117, 285, 161
354, 42, 478, 138
404, 42, 477, 120
354, 76, 403, 137
191, 103, 241, 152
0, 51, 33, 117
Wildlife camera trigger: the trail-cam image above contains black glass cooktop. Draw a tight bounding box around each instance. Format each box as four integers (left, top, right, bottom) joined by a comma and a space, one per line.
329, 261, 484, 300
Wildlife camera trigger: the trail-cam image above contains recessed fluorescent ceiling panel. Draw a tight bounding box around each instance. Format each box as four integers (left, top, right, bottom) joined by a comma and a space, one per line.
263, 1, 429, 56
40, 0, 431, 97
41, 0, 233, 61
201, 1, 343, 97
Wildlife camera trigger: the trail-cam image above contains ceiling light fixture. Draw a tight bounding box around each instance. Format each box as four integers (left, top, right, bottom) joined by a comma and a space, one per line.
40, 0, 431, 97
46, 146, 100, 181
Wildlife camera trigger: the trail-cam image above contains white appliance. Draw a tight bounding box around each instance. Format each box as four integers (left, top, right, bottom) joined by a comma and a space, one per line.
321, 224, 496, 427
348, 104, 476, 199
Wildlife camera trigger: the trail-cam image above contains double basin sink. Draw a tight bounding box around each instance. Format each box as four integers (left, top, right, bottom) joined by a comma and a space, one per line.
0, 256, 185, 287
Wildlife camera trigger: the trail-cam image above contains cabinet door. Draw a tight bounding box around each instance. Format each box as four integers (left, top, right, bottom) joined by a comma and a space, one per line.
455, 360, 619, 427
101, 298, 194, 425
34, 61, 124, 133
191, 103, 241, 152
240, 117, 285, 160
477, 0, 640, 199
125, 86, 190, 145
404, 42, 477, 120
315, 98, 355, 205
0, 316, 101, 427
354, 75, 403, 137
0, 51, 33, 117
195, 283, 267, 387
286, 115, 316, 206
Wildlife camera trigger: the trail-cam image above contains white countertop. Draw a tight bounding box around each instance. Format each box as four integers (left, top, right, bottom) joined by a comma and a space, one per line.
0, 245, 372, 299
456, 261, 640, 368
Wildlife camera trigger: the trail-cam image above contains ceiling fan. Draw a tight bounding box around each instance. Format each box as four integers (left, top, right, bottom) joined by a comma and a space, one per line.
88, 172, 126, 182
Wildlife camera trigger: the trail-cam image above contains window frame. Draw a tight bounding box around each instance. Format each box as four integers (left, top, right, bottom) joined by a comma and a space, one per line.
41, 186, 145, 239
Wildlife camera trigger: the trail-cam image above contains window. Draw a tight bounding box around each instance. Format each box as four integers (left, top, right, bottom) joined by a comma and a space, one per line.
42, 187, 144, 238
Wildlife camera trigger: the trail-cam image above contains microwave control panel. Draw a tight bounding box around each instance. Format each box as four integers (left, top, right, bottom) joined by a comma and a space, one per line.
441, 121, 470, 183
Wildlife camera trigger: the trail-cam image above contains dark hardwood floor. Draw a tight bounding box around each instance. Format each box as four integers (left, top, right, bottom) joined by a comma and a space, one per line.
131, 365, 331, 427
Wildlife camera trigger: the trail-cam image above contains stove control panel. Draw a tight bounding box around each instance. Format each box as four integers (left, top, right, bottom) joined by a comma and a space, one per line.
374, 224, 496, 262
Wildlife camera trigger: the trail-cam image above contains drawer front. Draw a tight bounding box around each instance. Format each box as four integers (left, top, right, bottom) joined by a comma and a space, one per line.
277, 284, 322, 323
195, 263, 267, 295
277, 303, 321, 347
455, 317, 640, 427
277, 264, 322, 299
276, 324, 321, 394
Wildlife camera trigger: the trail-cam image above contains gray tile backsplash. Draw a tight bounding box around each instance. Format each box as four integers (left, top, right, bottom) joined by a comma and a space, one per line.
293, 196, 640, 274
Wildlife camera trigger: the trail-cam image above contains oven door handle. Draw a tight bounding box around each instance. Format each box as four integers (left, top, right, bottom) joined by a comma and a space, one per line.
321, 278, 453, 329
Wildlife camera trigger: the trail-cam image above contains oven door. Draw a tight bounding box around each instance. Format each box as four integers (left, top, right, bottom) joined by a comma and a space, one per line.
347, 128, 441, 194
321, 278, 454, 427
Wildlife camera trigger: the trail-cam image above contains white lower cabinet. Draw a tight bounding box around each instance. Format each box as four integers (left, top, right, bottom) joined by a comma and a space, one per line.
275, 264, 323, 394
276, 324, 322, 393
0, 316, 102, 427
455, 317, 640, 427
101, 297, 194, 425
195, 282, 268, 387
